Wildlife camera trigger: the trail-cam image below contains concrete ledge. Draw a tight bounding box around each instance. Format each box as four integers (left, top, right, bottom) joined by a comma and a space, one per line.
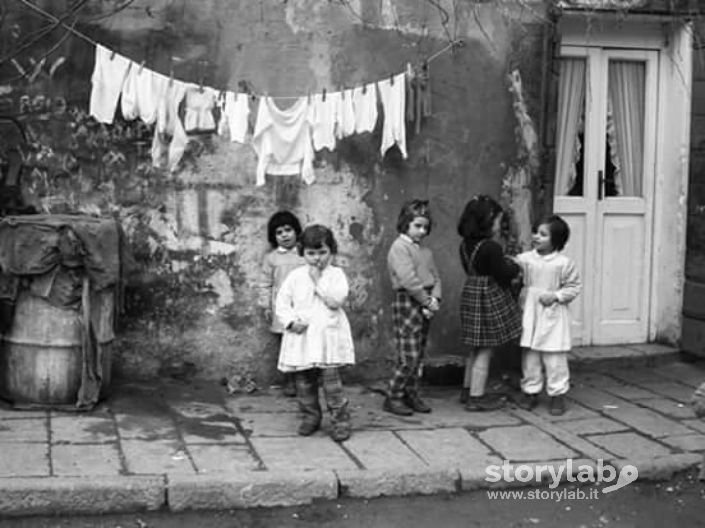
167, 470, 338, 511
461, 458, 598, 491
0, 475, 165, 518
613, 453, 702, 481
336, 466, 459, 498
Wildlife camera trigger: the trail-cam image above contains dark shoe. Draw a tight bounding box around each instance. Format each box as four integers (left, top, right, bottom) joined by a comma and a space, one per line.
550, 395, 566, 416
404, 394, 432, 413
465, 394, 505, 412
329, 401, 351, 442
297, 419, 320, 436
383, 397, 414, 416
517, 393, 539, 411
282, 375, 297, 397
459, 387, 470, 404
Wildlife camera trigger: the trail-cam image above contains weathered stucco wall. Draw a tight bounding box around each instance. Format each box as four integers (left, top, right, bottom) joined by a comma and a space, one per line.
0, 0, 546, 385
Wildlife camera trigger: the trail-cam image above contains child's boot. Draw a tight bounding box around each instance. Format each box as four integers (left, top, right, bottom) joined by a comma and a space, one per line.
465, 393, 505, 412
296, 372, 321, 435
404, 391, 432, 413
550, 395, 566, 416
329, 400, 351, 442
516, 392, 538, 410
282, 373, 297, 397
459, 387, 470, 404
383, 396, 413, 416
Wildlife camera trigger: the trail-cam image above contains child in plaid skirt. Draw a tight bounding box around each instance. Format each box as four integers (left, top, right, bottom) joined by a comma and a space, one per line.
457, 195, 522, 411
384, 199, 441, 416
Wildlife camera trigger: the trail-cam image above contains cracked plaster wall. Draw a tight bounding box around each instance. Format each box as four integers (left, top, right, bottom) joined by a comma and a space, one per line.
0, 0, 545, 385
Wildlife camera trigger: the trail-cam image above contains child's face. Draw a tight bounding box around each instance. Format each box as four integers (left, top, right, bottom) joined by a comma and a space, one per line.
275, 224, 297, 249
532, 223, 554, 254
491, 213, 503, 238
406, 216, 430, 243
303, 243, 332, 270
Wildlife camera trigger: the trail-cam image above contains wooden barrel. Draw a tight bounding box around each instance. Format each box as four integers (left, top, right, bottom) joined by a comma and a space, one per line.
0, 289, 114, 405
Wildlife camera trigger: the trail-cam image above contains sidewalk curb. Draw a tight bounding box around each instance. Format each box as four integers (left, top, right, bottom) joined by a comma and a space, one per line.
613, 453, 703, 481
0, 475, 165, 518
167, 470, 338, 511
335, 466, 459, 498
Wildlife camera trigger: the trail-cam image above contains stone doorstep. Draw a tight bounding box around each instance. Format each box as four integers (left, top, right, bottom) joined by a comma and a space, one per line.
1, 452, 702, 517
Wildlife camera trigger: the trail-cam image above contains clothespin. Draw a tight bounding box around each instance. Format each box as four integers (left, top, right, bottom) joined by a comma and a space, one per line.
362, 83, 367, 94
110, 50, 116, 60
390, 72, 394, 85
168, 56, 175, 86
340, 86, 345, 100
307, 91, 311, 104
198, 59, 207, 93
138, 61, 146, 74
322, 88, 326, 102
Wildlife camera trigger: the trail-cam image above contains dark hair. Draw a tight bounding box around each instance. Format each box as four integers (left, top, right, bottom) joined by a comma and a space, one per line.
396, 199, 432, 235
534, 214, 570, 251
298, 224, 338, 255
267, 210, 302, 248
457, 195, 503, 240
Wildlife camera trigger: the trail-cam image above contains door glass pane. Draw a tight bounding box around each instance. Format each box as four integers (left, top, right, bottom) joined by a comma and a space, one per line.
605, 60, 645, 197
555, 58, 586, 197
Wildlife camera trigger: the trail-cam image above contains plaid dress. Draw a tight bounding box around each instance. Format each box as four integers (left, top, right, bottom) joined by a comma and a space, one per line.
460, 240, 522, 347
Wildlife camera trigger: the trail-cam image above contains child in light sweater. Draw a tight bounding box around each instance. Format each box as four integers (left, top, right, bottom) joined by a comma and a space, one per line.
384, 199, 441, 416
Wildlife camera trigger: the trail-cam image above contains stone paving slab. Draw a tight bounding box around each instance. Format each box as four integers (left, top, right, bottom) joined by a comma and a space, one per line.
51, 415, 116, 444
396, 428, 492, 467
586, 432, 672, 458
636, 398, 696, 419
121, 438, 195, 475
343, 430, 426, 469
188, 443, 261, 473
601, 405, 694, 437
114, 414, 179, 440
661, 434, 705, 452
238, 411, 300, 436
52, 443, 122, 476
0, 442, 49, 477
250, 436, 358, 471
640, 381, 696, 403
478, 425, 578, 461
554, 416, 631, 436
0, 418, 48, 442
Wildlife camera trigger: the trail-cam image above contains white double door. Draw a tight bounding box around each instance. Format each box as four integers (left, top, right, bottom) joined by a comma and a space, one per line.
554, 46, 658, 345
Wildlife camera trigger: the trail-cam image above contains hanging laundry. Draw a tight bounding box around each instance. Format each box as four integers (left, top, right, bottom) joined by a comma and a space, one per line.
310, 91, 340, 152
352, 82, 378, 134
335, 89, 356, 139
251, 96, 315, 186
89, 45, 131, 124
218, 91, 250, 143
151, 80, 189, 173
406, 62, 432, 135
378, 72, 407, 159
183, 87, 218, 132
121, 65, 169, 124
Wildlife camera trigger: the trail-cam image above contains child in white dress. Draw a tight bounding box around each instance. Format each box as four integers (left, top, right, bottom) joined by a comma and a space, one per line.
515, 215, 581, 416
275, 224, 355, 441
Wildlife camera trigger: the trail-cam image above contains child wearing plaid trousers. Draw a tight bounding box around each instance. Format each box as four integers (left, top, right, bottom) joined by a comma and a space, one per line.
384, 199, 442, 416
457, 195, 522, 412
275, 225, 355, 442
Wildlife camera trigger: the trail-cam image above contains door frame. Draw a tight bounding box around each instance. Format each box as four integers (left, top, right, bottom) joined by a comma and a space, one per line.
557, 14, 692, 345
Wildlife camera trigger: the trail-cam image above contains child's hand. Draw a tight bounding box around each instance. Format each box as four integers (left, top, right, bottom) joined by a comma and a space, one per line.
288, 320, 308, 334
426, 297, 440, 312
263, 308, 273, 322
421, 307, 434, 319
539, 292, 558, 306
308, 265, 322, 283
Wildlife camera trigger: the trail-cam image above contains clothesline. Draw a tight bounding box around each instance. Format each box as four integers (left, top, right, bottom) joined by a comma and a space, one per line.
19, 0, 464, 100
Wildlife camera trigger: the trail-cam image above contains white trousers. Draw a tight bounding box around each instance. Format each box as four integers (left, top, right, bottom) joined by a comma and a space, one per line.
521, 349, 570, 396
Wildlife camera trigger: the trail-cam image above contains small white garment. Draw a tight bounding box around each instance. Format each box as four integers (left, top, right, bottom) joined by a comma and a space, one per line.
151, 79, 189, 172
310, 91, 339, 151
89, 45, 131, 124
251, 96, 315, 186
352, 83, 378, 134
218, 91, 250, 143
515, 250, 582, 352
183, 87, 217, 132
276, 265, 355, 372
335, 89, 356, 139
121, 65, 168, 124
377, 72, 407, 158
